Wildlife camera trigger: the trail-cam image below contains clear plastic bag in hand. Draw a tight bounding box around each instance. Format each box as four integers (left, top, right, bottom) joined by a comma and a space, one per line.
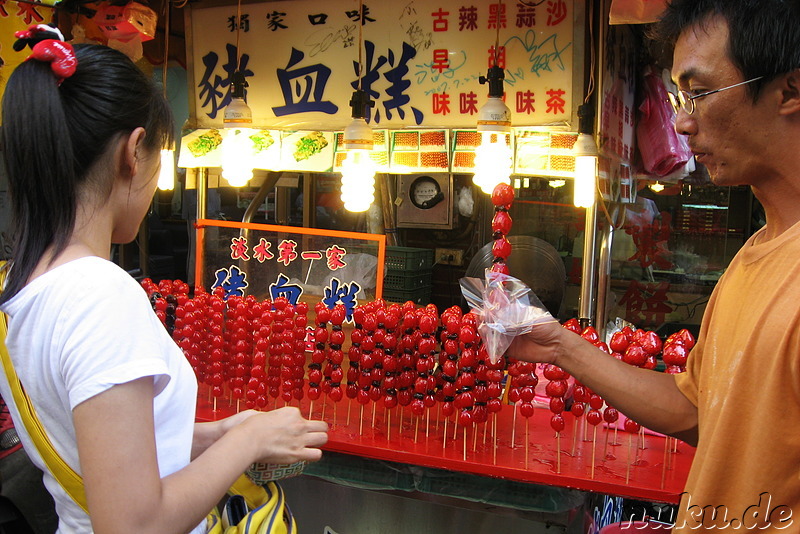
460, 269, 557, 364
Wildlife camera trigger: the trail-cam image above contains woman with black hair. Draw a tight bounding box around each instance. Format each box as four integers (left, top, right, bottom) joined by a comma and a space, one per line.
0, 34, 327, 533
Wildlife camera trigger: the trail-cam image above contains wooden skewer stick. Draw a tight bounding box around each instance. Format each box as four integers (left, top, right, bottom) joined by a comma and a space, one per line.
493, 415, 498, 465
626, 433, 633, 484
511, 404, 517, 448
463, 426, 467, 462
359, 404, 364, 436
591, 426, 597, 479
308, 400, 314, 420
572, 418, 578, 457
525, 418, 530, 469
661, 435, 669, 489
426, 410, 430, 437
556, 432, 562, 473
442, 417, 448, 452
346, 399, 351, 427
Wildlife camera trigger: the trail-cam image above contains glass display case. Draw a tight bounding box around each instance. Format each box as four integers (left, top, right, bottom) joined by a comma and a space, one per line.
510, 177, 755, 335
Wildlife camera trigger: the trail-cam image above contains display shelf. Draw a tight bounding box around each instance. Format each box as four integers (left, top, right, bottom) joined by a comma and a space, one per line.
196, 388, 693, 505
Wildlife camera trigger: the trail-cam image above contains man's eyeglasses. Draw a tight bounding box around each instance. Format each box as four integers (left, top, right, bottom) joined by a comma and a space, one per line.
667, 76, 764, 115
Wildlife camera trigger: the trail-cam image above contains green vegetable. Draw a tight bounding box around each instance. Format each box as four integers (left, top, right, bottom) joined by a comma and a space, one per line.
187, 129, 222, 157
249, 130, 275, 153
293, 131, 328, 161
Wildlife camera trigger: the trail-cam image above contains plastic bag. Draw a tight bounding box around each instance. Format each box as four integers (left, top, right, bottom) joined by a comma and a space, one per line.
636, 68, 692, 177
460, 270, 557, 365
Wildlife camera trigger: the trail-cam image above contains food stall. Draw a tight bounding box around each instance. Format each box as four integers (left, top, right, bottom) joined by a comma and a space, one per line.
151, 0, 704, 532
0, 0, 743, 531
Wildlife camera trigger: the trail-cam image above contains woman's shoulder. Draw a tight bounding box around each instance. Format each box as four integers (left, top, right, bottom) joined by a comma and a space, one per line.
9, 257, 145, 313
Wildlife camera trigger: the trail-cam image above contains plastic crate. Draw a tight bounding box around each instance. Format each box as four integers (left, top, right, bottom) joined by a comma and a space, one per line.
384, 268, 432, 291
383, 286, 432, 305
384, 246, 434, 271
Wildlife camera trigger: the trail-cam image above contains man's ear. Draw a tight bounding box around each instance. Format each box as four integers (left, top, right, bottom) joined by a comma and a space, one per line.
778, 69, 800, 116
120, 127, 147, 179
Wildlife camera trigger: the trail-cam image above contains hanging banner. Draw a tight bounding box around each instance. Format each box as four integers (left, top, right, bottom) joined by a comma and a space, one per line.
187, 0, 579, 131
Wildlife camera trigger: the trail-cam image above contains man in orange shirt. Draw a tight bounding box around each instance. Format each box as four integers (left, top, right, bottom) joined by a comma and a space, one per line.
511, 1, 800, 530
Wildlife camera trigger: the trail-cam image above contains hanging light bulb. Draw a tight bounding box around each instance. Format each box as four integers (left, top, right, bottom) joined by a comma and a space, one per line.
158, 147, 176, 190
220, 71, 256, 187
474, 64, 512, 195
156, 4, 175, 192
573, 104, 598, 208
650, 182, 665, 193
340, 90, 376, 212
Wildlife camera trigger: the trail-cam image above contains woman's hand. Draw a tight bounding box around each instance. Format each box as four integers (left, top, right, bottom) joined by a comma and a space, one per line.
235, 407, 329, 465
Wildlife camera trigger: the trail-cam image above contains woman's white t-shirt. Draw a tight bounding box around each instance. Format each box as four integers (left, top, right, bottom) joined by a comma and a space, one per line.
0, 257, 204, 534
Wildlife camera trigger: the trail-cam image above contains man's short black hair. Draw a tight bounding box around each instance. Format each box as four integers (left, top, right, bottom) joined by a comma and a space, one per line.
651, 0, 800, 98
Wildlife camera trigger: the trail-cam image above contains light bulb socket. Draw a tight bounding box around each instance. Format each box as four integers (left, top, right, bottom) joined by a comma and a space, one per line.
479, 64, 505, 98
578, 103, 595, 135
573, 133, 598, 157
230, 71, 248, 99
349, 89, 374, 120
223, 97, 253, 126
477, 97, 511, 132
343, 117, 374, 150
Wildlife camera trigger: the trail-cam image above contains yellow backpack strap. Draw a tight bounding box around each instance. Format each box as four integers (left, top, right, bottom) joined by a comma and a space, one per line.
226, 475, 296, 534
0, 262, 89, 513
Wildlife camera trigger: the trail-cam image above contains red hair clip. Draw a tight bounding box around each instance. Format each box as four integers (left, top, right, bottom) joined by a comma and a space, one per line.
28, 39, 77, 85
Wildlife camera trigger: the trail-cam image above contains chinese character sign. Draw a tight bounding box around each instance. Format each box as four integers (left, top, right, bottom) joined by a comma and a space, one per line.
197, 220, 385, 304
189, 0, 576, 130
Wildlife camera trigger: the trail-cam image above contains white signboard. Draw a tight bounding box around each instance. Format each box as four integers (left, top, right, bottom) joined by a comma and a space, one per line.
187, 0, 580, 131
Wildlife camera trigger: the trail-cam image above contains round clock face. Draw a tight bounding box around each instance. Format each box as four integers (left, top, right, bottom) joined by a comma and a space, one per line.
410, 176, 441, 209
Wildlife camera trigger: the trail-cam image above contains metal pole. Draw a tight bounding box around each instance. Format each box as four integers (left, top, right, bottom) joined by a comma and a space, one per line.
579, 202, 598, 329
240, 172, 283, 296
196, 168, 208, 221
578, 0, 606, 330
595, 1, 612, 339
595, 222, 614, 336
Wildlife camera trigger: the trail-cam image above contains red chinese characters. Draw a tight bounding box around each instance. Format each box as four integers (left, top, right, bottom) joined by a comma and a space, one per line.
325, 245, 347, 271
253, 238, 274, 263
230, 236, 250, 261
277, 239, 299, 266
431, 8, 449, 32
546, 88, 566, 114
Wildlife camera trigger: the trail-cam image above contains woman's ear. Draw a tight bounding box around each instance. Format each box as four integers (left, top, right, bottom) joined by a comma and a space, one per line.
120, 127, 148, 179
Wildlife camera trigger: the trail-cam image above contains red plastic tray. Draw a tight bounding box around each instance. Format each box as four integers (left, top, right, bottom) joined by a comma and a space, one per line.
197, 388, 692, 504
